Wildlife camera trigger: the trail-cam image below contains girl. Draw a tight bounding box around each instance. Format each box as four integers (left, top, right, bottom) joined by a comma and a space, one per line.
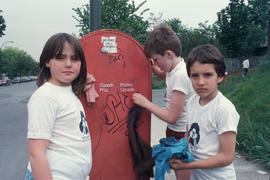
25, 33, 92, 180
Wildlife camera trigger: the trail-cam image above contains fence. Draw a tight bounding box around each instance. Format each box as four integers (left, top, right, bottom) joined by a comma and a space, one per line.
225, 56, 260, 72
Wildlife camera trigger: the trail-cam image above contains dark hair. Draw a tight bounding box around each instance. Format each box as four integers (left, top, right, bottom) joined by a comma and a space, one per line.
186, 44, 226, 77
144, 23, 182, 58
37, 33, 87, 96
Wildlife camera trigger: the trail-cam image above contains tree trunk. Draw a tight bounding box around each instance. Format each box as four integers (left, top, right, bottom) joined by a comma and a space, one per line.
268, 7, 270, 57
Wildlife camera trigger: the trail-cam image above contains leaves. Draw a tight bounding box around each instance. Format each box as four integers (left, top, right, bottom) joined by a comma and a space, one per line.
0, 10, 6, 37
215, 0, 269, 57
166, 18, 222, 58
0, 47, 39, 78
72, 0, 149, 44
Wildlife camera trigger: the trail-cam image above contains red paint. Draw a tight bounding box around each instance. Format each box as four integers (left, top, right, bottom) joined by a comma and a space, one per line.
79, 29, 152, 180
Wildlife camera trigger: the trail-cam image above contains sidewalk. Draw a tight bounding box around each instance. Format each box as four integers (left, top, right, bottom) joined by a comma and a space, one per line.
150, 89, 270, 180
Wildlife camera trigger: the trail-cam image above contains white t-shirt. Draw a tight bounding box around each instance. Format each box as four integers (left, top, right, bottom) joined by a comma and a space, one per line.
27, 82, 92, 180
165, 60, 194, 132
187, 91, 239, 180
243, 59, 249, 68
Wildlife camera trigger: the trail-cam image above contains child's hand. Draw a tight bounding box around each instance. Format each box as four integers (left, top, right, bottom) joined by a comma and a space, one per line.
84, 73, 99, 106
84, 73, 96, 92
132, 93, 150, 108
149, 58, 154, 65
170, 158, 188, 170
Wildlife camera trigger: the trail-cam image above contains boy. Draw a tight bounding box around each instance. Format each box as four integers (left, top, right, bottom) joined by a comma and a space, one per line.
242, 58, 250, 76
132, 24, 194, 179
170, 44, 240, 180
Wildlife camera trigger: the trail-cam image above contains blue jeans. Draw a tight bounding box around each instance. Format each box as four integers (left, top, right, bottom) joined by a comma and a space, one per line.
24, 170, 34, 180
244, 68, 248, 76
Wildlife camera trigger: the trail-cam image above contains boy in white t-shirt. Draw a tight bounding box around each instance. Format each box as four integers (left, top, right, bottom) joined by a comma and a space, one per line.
132, 24, 194, 180
170, 44, 240, 180
242, 58, 250, 76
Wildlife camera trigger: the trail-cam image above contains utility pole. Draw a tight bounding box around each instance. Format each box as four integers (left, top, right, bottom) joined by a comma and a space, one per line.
90, 0, 101, 32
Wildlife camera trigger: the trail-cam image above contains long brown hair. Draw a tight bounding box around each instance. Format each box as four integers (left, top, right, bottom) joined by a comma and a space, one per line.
37, 33, 87, 96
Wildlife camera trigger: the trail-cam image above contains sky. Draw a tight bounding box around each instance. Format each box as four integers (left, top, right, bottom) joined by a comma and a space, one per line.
1, 0, 229, 61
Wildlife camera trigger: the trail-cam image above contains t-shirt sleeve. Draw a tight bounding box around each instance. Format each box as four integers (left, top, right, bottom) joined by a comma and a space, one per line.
216, 102, 240, 135
170, 71, 190, 95
27, 93, 58, 140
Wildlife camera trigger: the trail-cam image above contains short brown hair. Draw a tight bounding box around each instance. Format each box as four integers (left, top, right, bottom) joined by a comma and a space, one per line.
144, 23, 182, 58
37, 33, 87, 96
186, 44, 226, 77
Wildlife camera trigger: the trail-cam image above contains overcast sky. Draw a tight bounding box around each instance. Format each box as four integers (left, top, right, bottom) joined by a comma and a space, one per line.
1, 0, 229, 61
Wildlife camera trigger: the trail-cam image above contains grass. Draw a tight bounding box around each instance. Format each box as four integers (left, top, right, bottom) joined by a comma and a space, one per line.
219, 55, 270, 169
152, 74, 165, 89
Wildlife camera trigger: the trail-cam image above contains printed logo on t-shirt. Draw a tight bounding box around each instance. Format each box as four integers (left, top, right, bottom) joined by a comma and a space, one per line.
188, 122, 200, 149
79, 111, 89, 135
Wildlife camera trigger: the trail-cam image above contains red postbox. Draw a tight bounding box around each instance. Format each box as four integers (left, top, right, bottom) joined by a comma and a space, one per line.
80, 29, 152, 180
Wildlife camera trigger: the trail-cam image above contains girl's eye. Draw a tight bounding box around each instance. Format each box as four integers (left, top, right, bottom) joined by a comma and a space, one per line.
55, 55, 63, 60
71, 56, 80, 61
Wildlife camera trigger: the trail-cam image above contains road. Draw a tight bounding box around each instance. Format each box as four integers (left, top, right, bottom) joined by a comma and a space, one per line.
0, 82, 269, 179
0, 82, 36, 179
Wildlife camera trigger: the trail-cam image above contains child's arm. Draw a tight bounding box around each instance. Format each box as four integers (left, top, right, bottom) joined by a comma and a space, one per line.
132, 90, 186, 124
28, 139, 53, 180
170, 131, 236, 170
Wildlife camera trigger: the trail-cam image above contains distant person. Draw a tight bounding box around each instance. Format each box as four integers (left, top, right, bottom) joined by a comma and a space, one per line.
25, 33, 92, 180
132, 24, 194, 180
170, 44, 240, 180
242, 58, 250, 76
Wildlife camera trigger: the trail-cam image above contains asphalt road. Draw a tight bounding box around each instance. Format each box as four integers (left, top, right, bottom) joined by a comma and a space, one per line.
0, 82, 269, 180
0, 81, 36, 180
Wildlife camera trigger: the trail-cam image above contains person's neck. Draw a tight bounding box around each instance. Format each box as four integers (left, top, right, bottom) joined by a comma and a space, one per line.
199, 90, 219, 106
170, 56, 182, 71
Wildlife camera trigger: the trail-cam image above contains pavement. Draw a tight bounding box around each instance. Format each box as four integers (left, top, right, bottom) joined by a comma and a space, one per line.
150, 89, 270, 180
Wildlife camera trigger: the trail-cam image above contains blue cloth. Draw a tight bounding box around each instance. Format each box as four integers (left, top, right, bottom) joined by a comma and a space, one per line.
24, 170, 34, 180
152, 137, 194, 180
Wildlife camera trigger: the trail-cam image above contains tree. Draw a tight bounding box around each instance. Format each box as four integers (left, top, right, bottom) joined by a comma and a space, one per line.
247, 0, 269, 29
0, 47, 39, 78
72, 0, 150, 44
148, 12, 164, 30
0, 10, 6, 37
166, 18, 222, 58
215, 0, 269, 57
268, 7, 270, 55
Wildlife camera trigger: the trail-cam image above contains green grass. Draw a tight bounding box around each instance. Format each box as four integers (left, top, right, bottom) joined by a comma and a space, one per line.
219, 55, 270, 169
152, 74, 165, 89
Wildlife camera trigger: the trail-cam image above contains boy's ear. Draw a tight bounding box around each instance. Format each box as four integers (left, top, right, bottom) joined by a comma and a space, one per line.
217, 75, 224, 84
165, 50, 174, 57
